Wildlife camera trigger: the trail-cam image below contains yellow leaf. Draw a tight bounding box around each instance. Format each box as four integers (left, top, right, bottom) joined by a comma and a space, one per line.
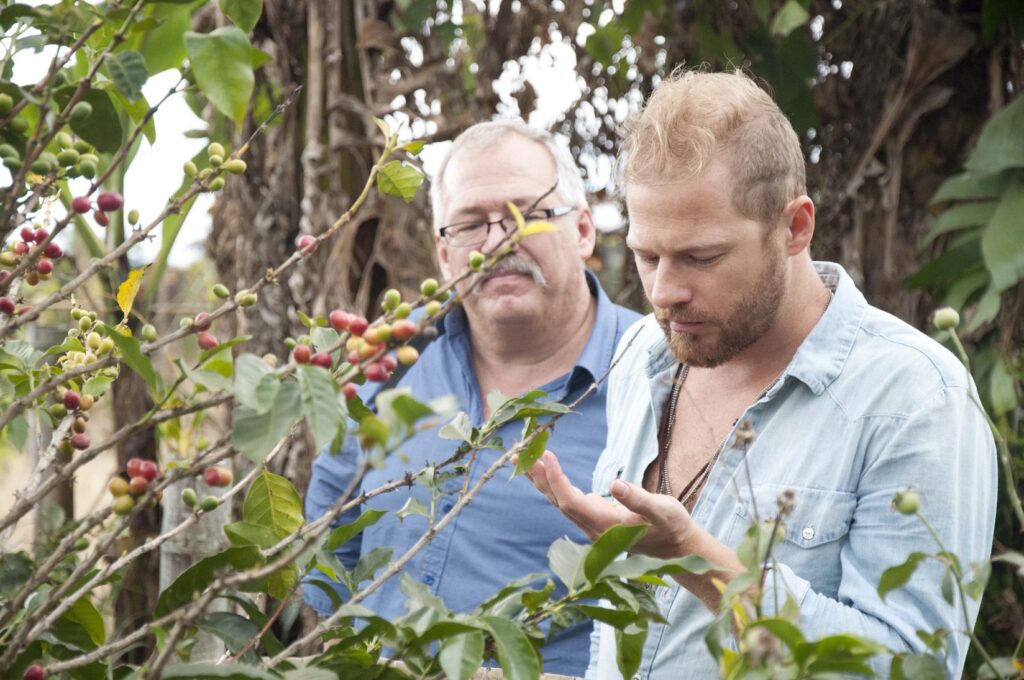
520, 221, 557, 237
507, 202, 526, 232
116, 266, 148, 322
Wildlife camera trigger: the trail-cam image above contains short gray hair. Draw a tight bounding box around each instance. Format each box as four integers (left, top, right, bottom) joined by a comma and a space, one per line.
430, 119, 588, 231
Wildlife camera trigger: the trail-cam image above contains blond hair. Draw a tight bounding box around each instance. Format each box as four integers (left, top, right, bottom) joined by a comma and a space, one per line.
620, 68, 806, 227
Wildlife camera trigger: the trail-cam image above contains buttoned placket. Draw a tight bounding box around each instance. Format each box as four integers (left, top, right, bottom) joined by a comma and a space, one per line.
636, 368, 789, 679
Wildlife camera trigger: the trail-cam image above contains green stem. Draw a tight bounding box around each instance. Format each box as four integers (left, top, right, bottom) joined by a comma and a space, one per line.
949, 329, 1024, 530
917, 512, 1002, 679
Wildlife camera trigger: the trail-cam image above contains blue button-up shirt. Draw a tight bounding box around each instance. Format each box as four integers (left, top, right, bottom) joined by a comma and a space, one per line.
304, 272, 640, 676
588, 262, 997, 679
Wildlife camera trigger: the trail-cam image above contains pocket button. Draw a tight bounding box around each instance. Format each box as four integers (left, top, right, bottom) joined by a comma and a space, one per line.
801, 526, 815, 541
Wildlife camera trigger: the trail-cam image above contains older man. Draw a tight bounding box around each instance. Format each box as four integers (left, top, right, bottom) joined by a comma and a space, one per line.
524, 70, 996, 678
302, 120, 640, 675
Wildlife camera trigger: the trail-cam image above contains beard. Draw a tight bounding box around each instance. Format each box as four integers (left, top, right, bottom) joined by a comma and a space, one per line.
655, 239, 786, 368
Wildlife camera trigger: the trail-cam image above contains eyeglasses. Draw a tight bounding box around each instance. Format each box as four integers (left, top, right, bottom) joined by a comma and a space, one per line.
439, 206, 576, 247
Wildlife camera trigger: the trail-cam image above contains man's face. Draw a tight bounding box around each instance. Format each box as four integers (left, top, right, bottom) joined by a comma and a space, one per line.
436, 136, 595, 326
626, 159, 788, 368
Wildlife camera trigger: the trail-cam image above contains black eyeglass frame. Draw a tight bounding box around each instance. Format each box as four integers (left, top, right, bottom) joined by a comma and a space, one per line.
438, 206, 577, 247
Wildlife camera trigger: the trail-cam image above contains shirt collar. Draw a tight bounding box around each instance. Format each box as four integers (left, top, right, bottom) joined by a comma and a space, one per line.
437, 269, 619, 386
784, 261, 865, 395
644, 261, 867, 395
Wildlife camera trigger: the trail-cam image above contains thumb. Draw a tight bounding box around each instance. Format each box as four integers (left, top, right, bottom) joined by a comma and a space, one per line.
611, 480, 675, 523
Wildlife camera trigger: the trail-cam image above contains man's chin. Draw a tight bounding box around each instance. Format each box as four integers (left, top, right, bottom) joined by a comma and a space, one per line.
664, 330, 731, 368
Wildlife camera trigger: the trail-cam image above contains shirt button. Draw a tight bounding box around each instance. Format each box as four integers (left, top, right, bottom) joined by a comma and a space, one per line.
632, 674, 643, 680
422, 574, 434, 586
802, 526, 815, 540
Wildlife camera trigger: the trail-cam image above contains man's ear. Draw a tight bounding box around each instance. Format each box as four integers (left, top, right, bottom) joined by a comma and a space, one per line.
781, 196, 815, 256
575, 206, 597, 260
435, 231, 453, 280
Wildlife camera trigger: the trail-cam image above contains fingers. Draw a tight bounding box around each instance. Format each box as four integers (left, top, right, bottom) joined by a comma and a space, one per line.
610, 479, 688, 525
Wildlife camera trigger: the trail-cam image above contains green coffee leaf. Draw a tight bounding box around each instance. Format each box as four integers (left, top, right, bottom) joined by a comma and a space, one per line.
243, 469, 304, 539
439, 631, 485, 680
184, 27, 254, 126
231, 381, 301, 463
297, 364, 343, 450
548, 536, 588, 591
233, 353, 279, 413
326, 509, 386, 551
981, 176, 1024, 291
615, 622, 647, 680
135, 2, 192, 75
161, 663, 279, 680
196, 611, 261, 664
439, 412, 474, 442
63, 596, 105, 647
891, 653, 948, 680
67, 89, 123, 153
107, 330, 159, 393
771, 0, 810, 37
965, 94, 1024, 174
218, 0, 263, 32
930, 171, 1008, 206
513, 427, 548, 477
583, 523, 648, 584
352, 546, 393, 586
880, 553, 929, 602
376, 160, 424, 203
107, 49, 148, 100
225, 520, 280, 548
396, 497, 429, 521
156, 546, 263, 617
480, 615, 541, 680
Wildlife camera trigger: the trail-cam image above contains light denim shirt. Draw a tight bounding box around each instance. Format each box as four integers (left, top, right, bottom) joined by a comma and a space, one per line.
588, 262, 997, 679
303, 271, 640, 677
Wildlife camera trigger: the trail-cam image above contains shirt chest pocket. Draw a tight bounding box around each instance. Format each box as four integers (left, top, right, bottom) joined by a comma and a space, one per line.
733, 484, 856, 597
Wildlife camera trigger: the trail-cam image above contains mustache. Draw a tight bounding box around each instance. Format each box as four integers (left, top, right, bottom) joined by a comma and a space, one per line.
482, 254, 547, 286
654, 306, 710, 325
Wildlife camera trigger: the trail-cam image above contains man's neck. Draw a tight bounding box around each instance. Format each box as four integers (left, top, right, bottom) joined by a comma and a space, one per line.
468, 280, 597, 408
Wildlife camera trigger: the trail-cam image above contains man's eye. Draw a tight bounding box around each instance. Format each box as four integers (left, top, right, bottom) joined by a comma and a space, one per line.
635, 254, 658, 267
690, 254, 723, 266
451, 222, 485, 234
523, 209, 547, 221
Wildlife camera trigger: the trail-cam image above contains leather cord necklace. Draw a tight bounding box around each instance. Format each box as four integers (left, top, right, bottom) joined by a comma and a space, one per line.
656, 363, 720, 509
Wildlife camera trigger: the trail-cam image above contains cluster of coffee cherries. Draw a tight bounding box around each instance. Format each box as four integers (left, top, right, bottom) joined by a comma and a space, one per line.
286, 280, 450, 395
57, 308, 122, 373
70, 190, 126, 229
179, 466, 233, 513
0, 223, 65, 315
0, 129, 100, 180
182, 142, 246, 193
51, 387, 95, 454
183, 282, 259, 351
107, 457, 161, 515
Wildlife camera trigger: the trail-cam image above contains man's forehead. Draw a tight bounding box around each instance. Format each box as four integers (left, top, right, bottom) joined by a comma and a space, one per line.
446, 191, 546, 215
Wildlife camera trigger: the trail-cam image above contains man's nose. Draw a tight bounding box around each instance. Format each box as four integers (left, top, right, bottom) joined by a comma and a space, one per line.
648, 261, 693, 309
481, 217, 516, 254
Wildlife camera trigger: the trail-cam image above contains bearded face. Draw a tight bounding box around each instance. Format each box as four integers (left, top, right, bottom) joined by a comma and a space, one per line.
654, 234, 786, 368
